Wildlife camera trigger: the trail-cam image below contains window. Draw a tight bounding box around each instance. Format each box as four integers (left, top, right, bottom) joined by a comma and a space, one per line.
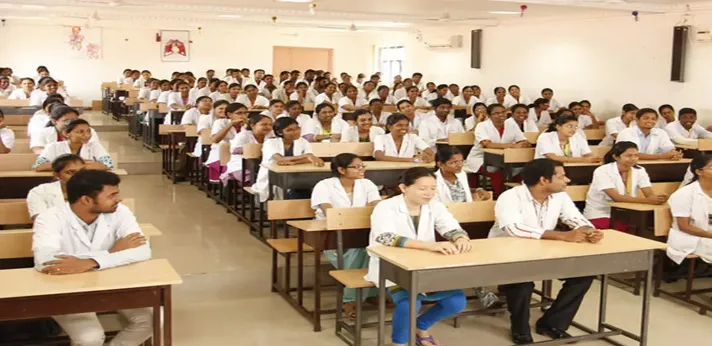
378, 46, 405, 84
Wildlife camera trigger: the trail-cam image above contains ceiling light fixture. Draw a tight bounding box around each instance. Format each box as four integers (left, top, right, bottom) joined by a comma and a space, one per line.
275, 0, 314, 3
488, 11, 520, 15
218, 14, 242, 18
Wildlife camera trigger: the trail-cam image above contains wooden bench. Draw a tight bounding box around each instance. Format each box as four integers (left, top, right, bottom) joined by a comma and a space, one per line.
0, 168, 127, 200
11, 139, 110, 154
330, 268, 372, 346
311, 142, 374, 158
0, 198, 136, 227
0, 153, 119, 171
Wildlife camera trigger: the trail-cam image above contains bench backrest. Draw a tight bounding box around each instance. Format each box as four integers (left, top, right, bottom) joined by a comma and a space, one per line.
242, 143, 262, 159
11, 140, 110, 154
0, 153, 119, 171
4, 114, 31, 126
158, 124, 185, 135
311, 142, 374, 158
0, 99, 30, 107
0, 198, 136, 226
140, 103, 158, 111
267, 199, 314, 220
447, 132, 474, 146
583, 129, 605, 141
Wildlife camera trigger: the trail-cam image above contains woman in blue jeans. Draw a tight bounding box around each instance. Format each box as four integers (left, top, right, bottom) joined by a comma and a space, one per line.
366, 167, 471, 346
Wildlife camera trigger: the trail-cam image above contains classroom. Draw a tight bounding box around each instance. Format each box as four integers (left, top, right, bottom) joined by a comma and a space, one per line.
0, 0, 711, 345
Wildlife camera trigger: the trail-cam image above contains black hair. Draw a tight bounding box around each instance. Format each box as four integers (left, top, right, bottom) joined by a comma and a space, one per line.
228, 83, 240, 89
217, 81, 228, 87
246, 113, 272, 131
510, 103, 529, 114
679, 107, 697, 117
296, 81, 308, 88
315, 103, 335, 115
272, 117, 298, 137
51, 154, 85, 174
0, 109, 3, 118
472, 102, 486, 111
521, 158, 564, 187
399, 167, 435, 187
508, 85, 520, 92
580, 100, 591, 107
436, 84, 448, 90
568, 101, 582, 109
493, 86, 505, 94
486, 103, 505, 115
541, 88, 553, 94
689, 154, 712, 183
345, 85, 358, 93
141, 70, 151, 74
330, 153, 360, 177
431, 97, 452, 108
195, 96, 212, 104
461, 85, 473, 92
226, 102, 247, 114
284, 100, 301, 112
658, 104, 674, 114
622, 103, 638, 113
213, 100, 230, 109
435, 145, 462, 165
405, 86, 419, 93
42, 94, 65, 110
353, 109, 372, 121
385, 113, 409, 133
48, 105, 78, 127
635, 108, 657, 119
64, 118, 90, 134
244, 84, 258, 92
66, 170, 121, 204
131, 70, 140, 74
412, 72, 423, 78
532, 98, 548, 109
291, 70, 300, 74
269, 99, 284, 107
604, 141, 641, 166
396, 99, 413, 110
369, 98, 383, 106
546, 114, 578, 133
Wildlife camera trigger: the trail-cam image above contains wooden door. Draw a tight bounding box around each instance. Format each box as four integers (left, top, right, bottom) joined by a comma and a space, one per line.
273, 46, 333, 73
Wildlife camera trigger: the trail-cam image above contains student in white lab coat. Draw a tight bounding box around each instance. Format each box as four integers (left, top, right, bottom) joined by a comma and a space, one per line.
33, 170, 153, 346
464, 102, 488, 132
373, 113, 434, 163
657, 104, 677, 129
164, 81, 193, 125
467, 104, 531, 197
528, 98, 552, 129
253, 117, 324, 202
666, 154, 712, 264
358, 81, 378, 100
181, 96, 213, 126
290, 82, 314, 104
302, 103, 347, 142
279, 101, 311, 128
272, 80, 296, 103
601, 103, 638, 146
403, 86, 432, 112
205, 102, 248, 182
208, 81, 229, 102
365, 167, 470, 346
541, 88, 562, 113
314, 82, 339, 106
535, 115, 601, 163
396, 99, 425, 132
257, 99, 284, 120
0, 76, 13, 97
425, 84, 452, 102
372, 85, 396, 105
579, 100, 604, 127
567, 101, 596, 131
583, 141, 668, 231
260, 74, 279, 100
0, 111, 14, 154
503, 85, 531, 109
30, 77, 59, 107
485, 86, 506, 106
664, 107, 712, 145
26, 154, 85, 220
312, 153, 381, 315
412, 72, 425, 91
337, 85, 368, 117
116, 68, 133, 85
149, 80, 168, 104
28, 94, 64, 137
490, 158, 602, 344
340, 109, 385, 143
215, 83, 241, 103
191, 100, 225, 158
368, 98, 391, 127
33, 119, 113, 172
418, 98, 465, 148
506, 104, 539, 134
31, 106, 99, 154
188, 77, 207, 104
223, 113, 273, 185
452, 86, 478, 108
392, 79, 411, 100
8, 78, 35, 100
615, 108, 683, 161
435, 146, 489, 204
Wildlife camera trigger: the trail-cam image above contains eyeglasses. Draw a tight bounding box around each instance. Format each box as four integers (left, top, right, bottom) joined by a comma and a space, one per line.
347, 164, 366, 170
446, 160, 464, 166
560, 124, 578, 130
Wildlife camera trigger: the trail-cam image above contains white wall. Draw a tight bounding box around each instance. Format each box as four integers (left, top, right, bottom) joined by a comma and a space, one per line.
374, 12, 712, 119
0, 24, 377, 105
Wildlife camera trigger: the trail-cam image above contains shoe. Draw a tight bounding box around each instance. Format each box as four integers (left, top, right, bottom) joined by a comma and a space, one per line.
511, 333, 533, 345
535, 323, 572, 340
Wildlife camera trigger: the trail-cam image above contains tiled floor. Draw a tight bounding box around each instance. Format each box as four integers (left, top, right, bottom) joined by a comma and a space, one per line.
106, 133, 712, 346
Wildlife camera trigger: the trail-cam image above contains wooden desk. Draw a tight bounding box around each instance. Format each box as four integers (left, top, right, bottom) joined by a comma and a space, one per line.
482, 148, 534, 191
564, 159, 690, 185
435, 132, 475, 157
371, 231, 665, 346
0, 169, 127, 199
609, 202, 672, 238
263, 161, 434, 200
0, 259, 181, 346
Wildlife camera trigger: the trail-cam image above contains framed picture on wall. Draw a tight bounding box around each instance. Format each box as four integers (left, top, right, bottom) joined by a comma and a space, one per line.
160, 30, 190, 62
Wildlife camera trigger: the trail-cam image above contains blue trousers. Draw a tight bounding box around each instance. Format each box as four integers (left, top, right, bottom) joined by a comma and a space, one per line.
388, 289, 466, 344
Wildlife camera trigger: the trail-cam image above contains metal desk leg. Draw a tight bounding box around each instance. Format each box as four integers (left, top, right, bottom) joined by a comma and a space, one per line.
378, 262, 386, 346
598, 275, 608, 333
640, 251, 653, 346
297, 230, 304, 306
164, 286, 173, 346
313, 237, 323, 332
408, 272, 418, 346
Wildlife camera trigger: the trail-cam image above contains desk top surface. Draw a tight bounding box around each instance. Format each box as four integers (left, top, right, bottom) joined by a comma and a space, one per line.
564, 159, 691, 167
263, 161, 434, 173
609, 202, 670, 212
0, 169, 128, 178
0, 259, 182, 300
368, 230, 665, 271
287, 219, 327, 232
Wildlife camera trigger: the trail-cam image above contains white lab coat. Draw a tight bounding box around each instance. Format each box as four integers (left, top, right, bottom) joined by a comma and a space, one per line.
30, 126, 100, 149
157, 91, 172, 104
373, 133, 429, 158
36, 141, 112, 169
485, 97, 505, 106
399, 97, 431, 109
452, 95, 479, 107
615, 127, 675, 155
371, 95, 396, 105
337, 97, 368, 115
417, 115, 465, 148
289, 92, 315, 104
503, 94, 531, 108
489, 185, 593, 239
372, 112, 392, 127
148, 89, 161, 103
32, 203, 151, 271
164, 93, 192, 125
8, 88, 30, 100
180, 109, 209, 126
206, 119, 237, 165
314, 93, 337, 105
667, 181, 712, 264
29, 89, 47, 107
253, 137, 313, 202
466, 119, 527, 173
227, 130, 274, 177
365, 194, 461, 286
26, 181, 64, 219
535, 131, 591, 159
434, 170, 473, 203
340, 126, 385, 143
527, 108, 552, 128
358, 89, 378, 100
505, 116, 539, 133
664, 121, 712, 145
0, 128, 15, 151
311, 177, 381, 220
583, 162, 652, 220
548, 98, 562, 113
27, 110, 50, 137
578, 115, 594, 131
601, 116, 628, 146
302, 117, 348, 140
192, 113, 215, 158
276, 113, 311, 128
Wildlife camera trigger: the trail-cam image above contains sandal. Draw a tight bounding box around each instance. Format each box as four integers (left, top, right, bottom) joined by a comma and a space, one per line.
415, 334, 441, 346
343, 302, 357, 319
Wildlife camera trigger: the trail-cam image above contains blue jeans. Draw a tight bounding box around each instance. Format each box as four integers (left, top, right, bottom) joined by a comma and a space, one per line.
388, 289, 466, 344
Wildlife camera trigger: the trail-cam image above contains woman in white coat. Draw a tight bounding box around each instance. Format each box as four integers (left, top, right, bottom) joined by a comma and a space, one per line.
528, 98, 552, 129
615, 108, 682, 161
507, 104, 539, 133
236, 85, 269, 110
452, 86, 479, 108
8, 78, 34, 100
601, 104, 638, 146
467, 104, 530, 197
164, 81, 193, 125
485, 86, 506, 107
280, 101, 311, 128
340, 109, 385, 143
222, 113, 273, 185
30, 105, 100, 155
464, 102, 488, 132
368, 98, 391, 127
503, 85, 531, 109
337, 85, 368, 117
302, 103, 347, 142
583, 141, 667, 231
311, 153, 381, 316
205, 103, 248, 182
366, 167, 471, 346
253, 117, 324, 202
28, 95, 64, 138
373, 113, 434, 163
535, 115, 601, 163
26, 154, 85, 221
33, 119, 112, 171
314, 82, 339, 106
666, 154, 712, 264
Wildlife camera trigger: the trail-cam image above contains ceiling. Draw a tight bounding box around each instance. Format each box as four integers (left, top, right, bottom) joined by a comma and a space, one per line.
0, 0, 708, 31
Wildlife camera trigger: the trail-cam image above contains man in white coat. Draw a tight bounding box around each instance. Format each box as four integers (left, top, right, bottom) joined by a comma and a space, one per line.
26, 154, 85, 221
490, 158, 603, 345
33, 170, 153, 346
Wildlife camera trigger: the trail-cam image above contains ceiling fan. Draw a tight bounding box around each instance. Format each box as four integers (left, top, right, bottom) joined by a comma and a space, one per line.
316, 23, 367, 32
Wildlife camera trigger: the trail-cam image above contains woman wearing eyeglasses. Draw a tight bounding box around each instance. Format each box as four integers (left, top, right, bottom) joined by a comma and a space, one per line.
535, 115, 601, 164
311, 153, 381, 317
